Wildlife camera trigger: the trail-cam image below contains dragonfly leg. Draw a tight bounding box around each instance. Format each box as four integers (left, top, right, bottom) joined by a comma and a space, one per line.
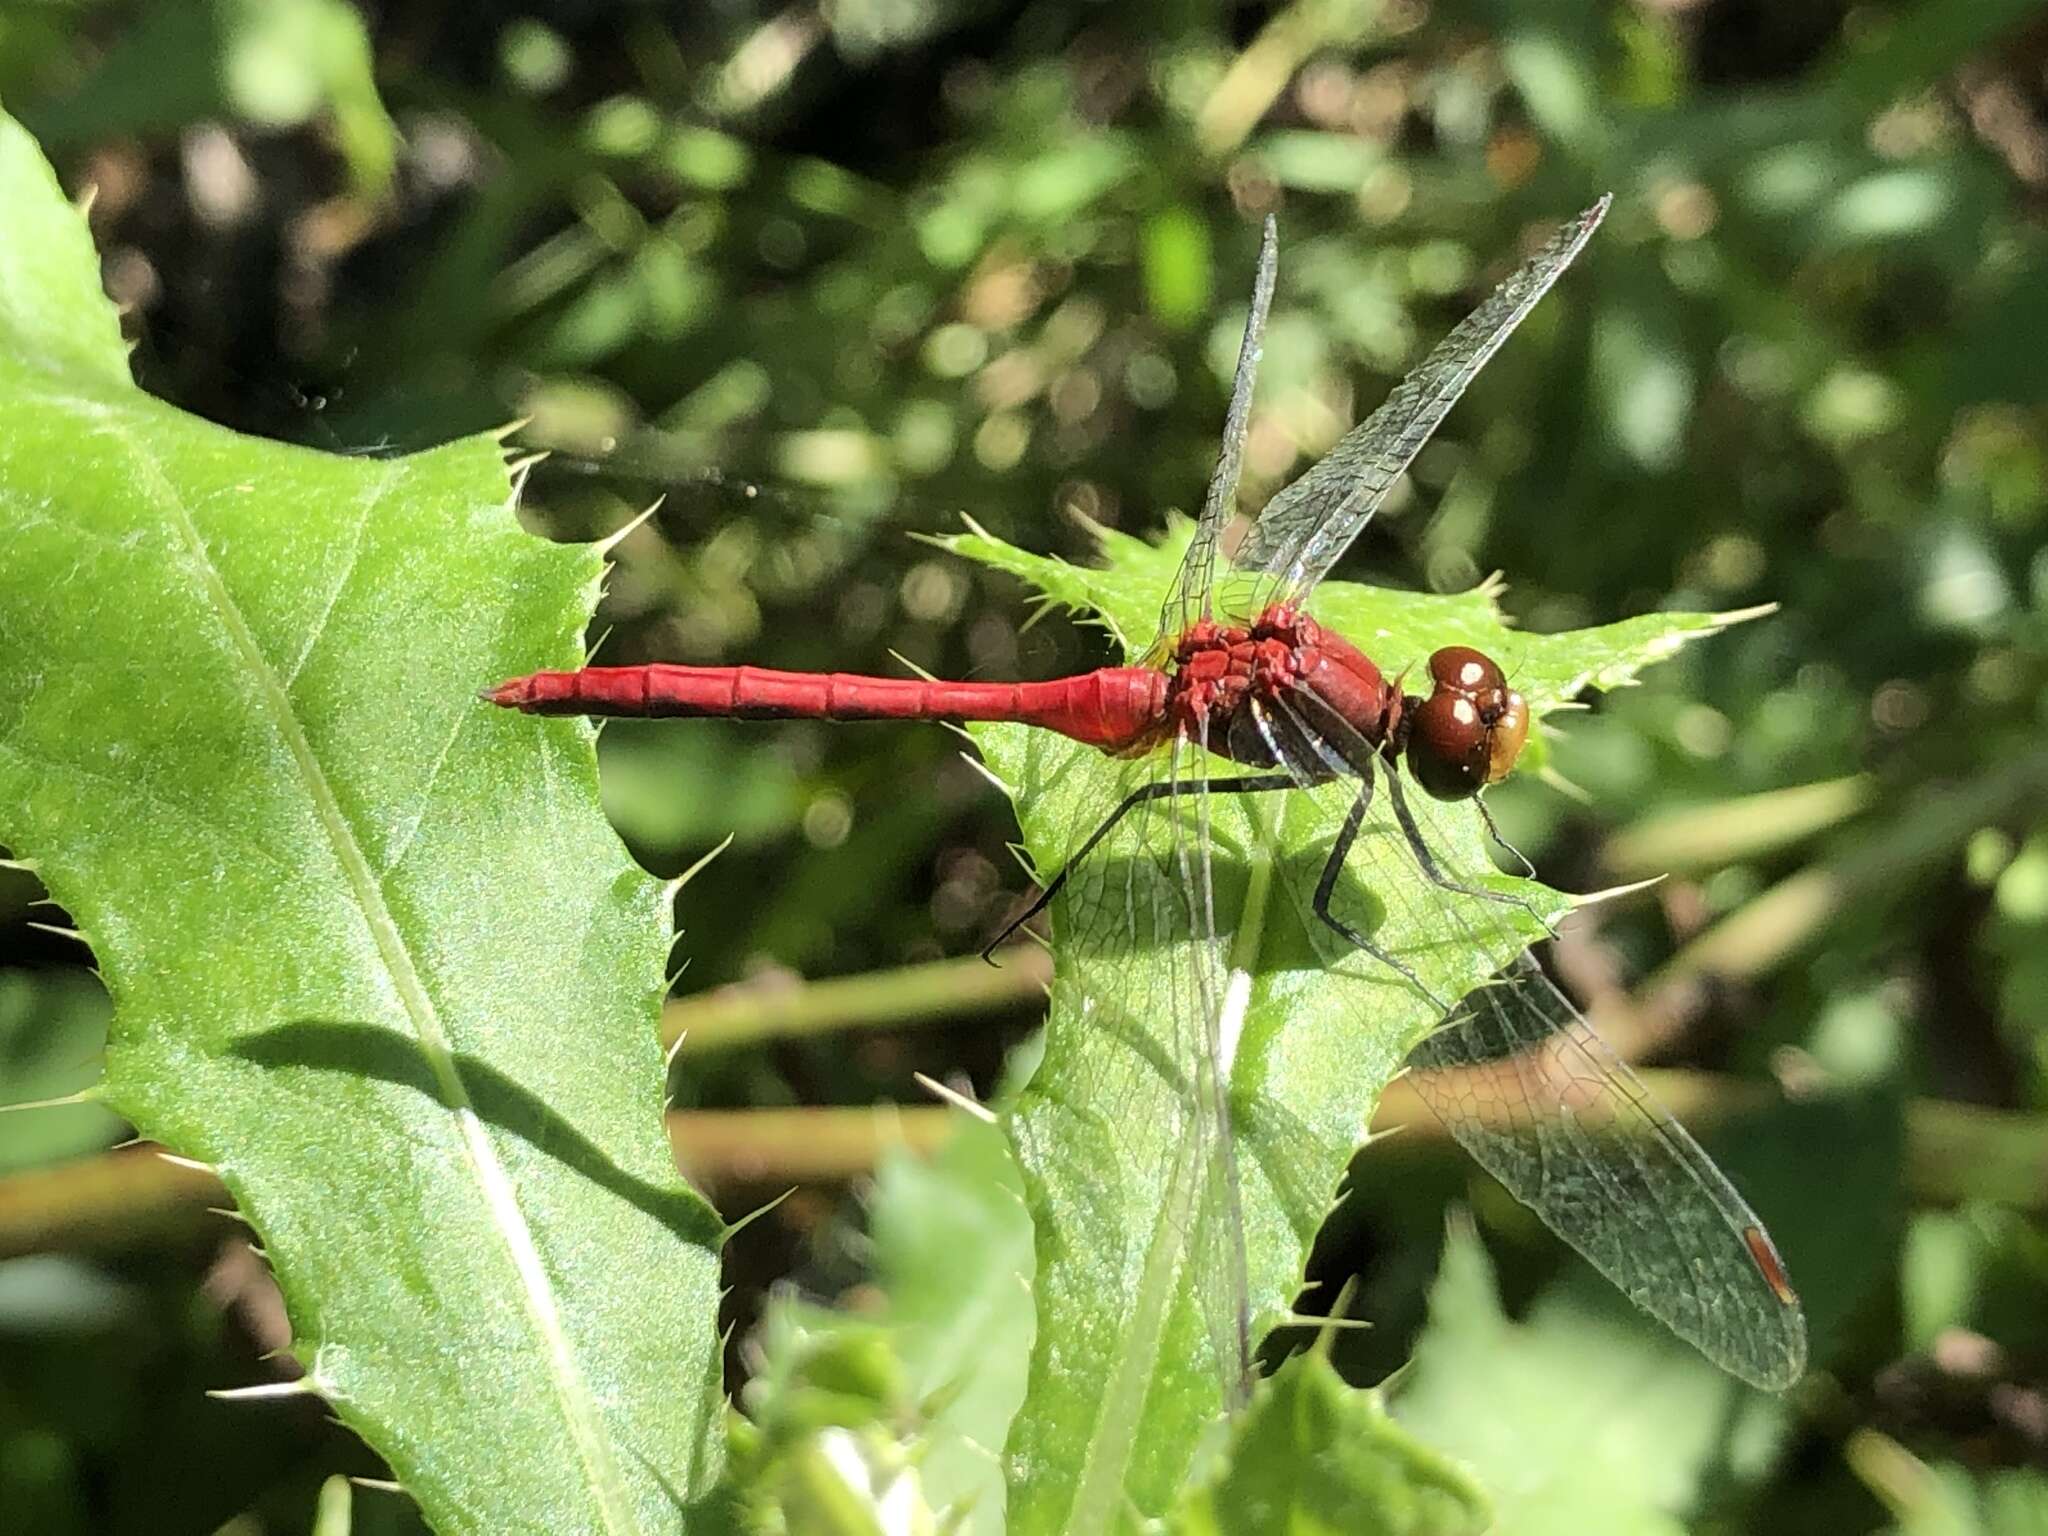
1383, 764, 1550, 927
981, 772, 1299, 962
1474, 792, 1537, 878
1311, 776, 1447, 1012
1273, 683, 1547, 932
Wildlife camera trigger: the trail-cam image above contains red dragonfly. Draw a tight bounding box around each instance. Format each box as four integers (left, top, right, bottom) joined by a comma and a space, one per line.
489, 196, 1806, 1399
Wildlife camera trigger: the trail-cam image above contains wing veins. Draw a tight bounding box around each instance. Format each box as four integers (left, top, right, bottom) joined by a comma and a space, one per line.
1237, 197, 1612, 608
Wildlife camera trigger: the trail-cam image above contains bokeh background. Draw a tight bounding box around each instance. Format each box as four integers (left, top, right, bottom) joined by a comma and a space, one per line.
3, 0, 2047, 1530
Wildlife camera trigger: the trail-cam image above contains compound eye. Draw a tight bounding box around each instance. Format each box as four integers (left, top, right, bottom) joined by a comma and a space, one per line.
1405, 691, 1489, 800
1427, 645, 1504, 694
1483, 690, 1530, 784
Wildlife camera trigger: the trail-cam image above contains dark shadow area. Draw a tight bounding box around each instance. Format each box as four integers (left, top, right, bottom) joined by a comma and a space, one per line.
229, 1020, 726, 1252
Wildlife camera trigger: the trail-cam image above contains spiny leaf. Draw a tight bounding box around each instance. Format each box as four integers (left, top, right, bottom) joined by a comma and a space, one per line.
734, 1120, 1032, 1534
0, 108, 723, 1534
866, 1120, 1035, 1532
1389, 1221, 1788, 1536
938, 517, 1751, 1531
1169, 1350, 1490, 1535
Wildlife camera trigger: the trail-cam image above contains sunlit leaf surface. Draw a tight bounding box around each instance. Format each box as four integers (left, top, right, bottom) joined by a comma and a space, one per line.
1170, 1349, 1489, 1536
1391, 1222, 1791, 1536
735, 1120, 1032, 1534
943, 520, 1748, 1531
0, 109, 723, 1536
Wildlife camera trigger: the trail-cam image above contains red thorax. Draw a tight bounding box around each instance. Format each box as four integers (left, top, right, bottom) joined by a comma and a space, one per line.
1157, 604, 1402, 764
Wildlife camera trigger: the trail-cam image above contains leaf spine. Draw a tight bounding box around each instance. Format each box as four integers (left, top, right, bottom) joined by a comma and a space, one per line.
594, 498, 664, 557
913, 1072, 996, 1124
207, 1378, 317, 1402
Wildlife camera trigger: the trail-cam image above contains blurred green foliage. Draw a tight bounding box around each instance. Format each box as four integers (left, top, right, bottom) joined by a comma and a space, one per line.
3, 0, 2047, 1530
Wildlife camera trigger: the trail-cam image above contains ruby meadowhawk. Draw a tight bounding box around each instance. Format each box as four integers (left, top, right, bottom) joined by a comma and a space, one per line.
489, 196, 1806, 1401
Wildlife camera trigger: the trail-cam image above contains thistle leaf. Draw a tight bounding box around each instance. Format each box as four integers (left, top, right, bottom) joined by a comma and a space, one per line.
0, 108, 723, 1536
939, 518, 1751, 1530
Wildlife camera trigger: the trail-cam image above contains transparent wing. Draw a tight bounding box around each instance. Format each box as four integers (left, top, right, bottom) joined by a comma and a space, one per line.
1251, 690, 1805, 1390
1406, 951, 1805, 1388
1041, 735, 1256, 1416
1153, 217, 1279, 654
1232, 197, 1610, 613
1173, 727, 1257, 1407
1388, 783, 1806, 1391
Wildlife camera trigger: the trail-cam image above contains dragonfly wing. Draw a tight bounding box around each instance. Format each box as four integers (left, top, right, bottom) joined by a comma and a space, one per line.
1155, 217, 1279, 651
1383, 782, 1806, 1390
1251, 701, 1808, 1390
1030, 737, 1256, 1431
1234, 197, 1610, 609
1406, 953, 1807, 1389
1171, 728, 1258, 1407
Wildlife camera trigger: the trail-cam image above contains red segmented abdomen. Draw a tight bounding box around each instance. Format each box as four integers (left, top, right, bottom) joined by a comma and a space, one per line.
485, 664, 1169, 753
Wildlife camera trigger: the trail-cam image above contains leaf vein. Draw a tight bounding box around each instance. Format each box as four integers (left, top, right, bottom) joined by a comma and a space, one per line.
375, 704, 473, 885
0, 734, 300, 881
103, 419, 648, 1536
283, 462, 399, 689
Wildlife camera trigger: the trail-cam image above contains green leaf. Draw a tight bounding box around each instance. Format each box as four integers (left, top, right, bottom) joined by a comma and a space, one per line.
0, 107, 723, 1534
934, 518, 1752, 1531
1873, 1463, 2048, 1536
1169, 1350, 1489, 1535
0, 111, 128, 390
1391, 1221, 1789, 1536
728, 1310, 940, 1536
867, 1120, 1035, 1531
734, 1118, 1033, 1534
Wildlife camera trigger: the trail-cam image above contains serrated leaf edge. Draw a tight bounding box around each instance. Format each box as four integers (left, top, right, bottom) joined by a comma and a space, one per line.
105, 415, 650, 1536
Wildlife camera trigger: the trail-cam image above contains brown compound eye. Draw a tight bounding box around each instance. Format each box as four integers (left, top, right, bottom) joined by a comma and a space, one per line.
1426, 645, 1504, 695
1485, 688, 1530, 783
1405, 647, 1528, 800
1405, 690, 1491, 800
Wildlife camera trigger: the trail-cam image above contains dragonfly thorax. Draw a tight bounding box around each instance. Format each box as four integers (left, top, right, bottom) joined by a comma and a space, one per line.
1163, 604, 1402, 768
1159, 609, 1527, 799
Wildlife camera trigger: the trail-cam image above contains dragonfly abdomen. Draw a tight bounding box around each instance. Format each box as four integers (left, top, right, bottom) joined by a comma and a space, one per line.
484, 663, 1170, 752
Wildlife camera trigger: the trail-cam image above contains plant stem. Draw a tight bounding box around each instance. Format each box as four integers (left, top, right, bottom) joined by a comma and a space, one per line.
9, 1081, 2042, 1259
662, 946, 1052, 1052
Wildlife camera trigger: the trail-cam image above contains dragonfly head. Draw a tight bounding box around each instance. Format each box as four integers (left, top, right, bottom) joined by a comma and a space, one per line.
1403, 646, 1529, 800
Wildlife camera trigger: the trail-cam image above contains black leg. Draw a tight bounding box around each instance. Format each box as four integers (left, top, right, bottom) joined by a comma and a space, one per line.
1473, 792, 1536, 878
1382, 765, 1547, 923
1274, 682, 1545, 946
1309, 771, 1446, 1012
981, 772, 1299, 961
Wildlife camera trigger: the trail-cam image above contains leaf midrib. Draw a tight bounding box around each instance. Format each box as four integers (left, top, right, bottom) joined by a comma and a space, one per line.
94, 393, 646, 1536
1056, 784, 1291, 1532
1062, 1116, 1197, 1534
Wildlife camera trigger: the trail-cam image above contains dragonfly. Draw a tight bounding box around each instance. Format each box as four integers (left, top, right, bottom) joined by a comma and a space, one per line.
487, 195, 1807, 1402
